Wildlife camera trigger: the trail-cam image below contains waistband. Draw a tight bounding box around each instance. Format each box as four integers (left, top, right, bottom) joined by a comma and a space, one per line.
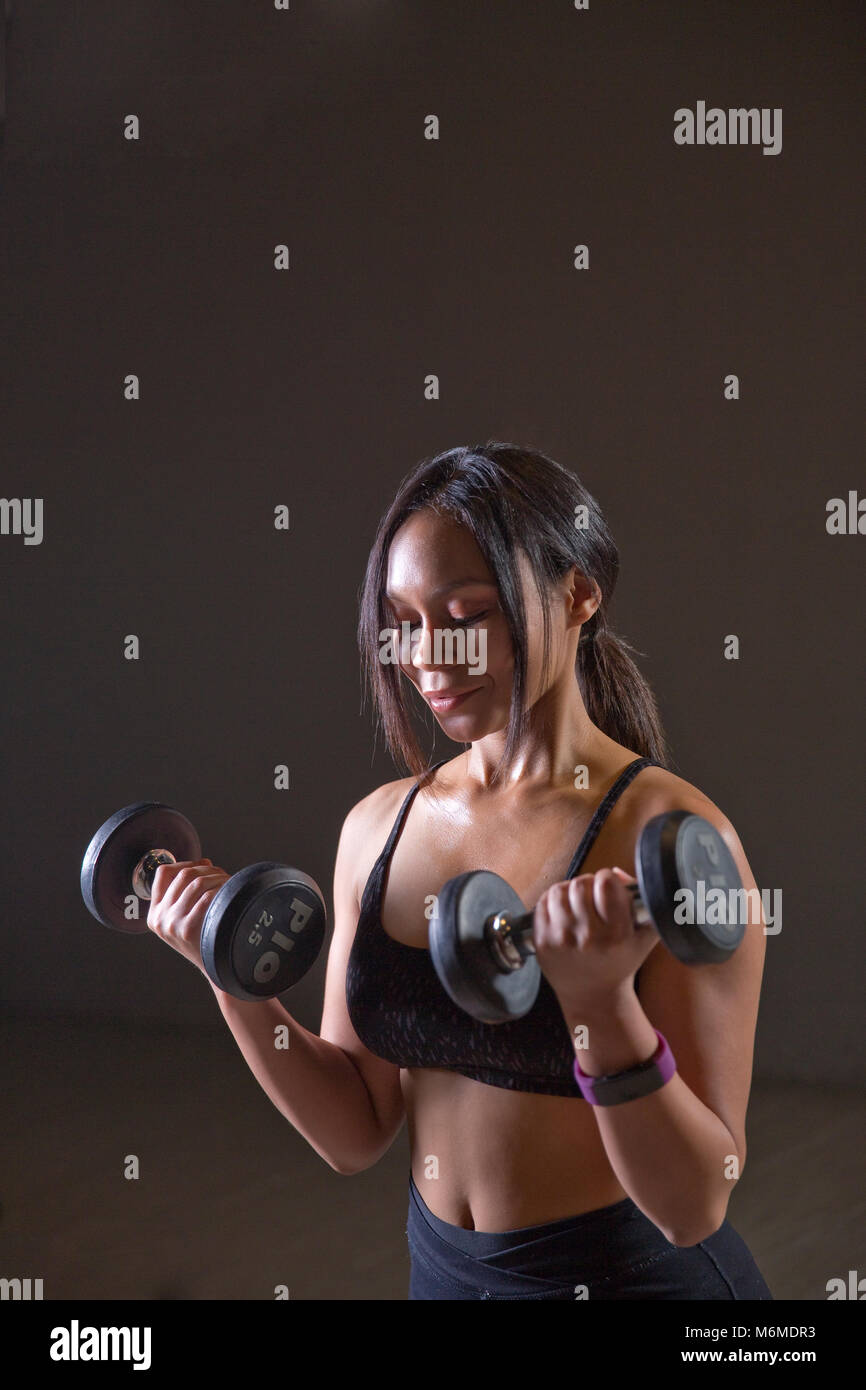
407, 1170, 673, 1288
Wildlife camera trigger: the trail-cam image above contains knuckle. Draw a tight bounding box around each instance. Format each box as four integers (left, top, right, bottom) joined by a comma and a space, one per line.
153, 863, 182, 887
179, 877, 208, 904
547, 882, 570, 909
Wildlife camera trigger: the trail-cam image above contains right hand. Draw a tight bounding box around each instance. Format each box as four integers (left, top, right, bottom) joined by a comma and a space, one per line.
146, 858, 230, 975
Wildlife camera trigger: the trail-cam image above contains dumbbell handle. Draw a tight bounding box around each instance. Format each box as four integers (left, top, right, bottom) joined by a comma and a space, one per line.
485, 881, 653, 972
131, 849, 178, 901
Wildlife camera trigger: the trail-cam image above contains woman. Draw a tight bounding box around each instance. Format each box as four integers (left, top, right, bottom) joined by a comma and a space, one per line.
147, 441, 772, 1300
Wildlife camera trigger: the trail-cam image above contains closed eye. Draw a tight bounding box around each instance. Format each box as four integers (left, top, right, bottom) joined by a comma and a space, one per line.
391, 611, 490, 630
453, 611, 489, 626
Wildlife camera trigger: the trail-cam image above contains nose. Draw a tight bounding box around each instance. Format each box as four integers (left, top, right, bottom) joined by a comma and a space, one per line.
409, 620, 438, 673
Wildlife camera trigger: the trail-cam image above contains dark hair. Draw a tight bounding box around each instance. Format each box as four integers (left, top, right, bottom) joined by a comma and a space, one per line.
357, 441, 668, 786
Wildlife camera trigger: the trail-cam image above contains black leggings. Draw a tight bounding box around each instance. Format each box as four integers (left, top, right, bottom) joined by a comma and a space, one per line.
406, 1173, 773, 1301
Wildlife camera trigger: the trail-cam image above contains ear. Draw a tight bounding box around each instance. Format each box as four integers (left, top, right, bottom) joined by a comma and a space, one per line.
564, 568, 601, 631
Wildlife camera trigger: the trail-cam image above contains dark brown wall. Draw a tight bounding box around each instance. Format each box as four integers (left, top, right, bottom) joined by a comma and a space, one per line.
1, 0, 863, 1083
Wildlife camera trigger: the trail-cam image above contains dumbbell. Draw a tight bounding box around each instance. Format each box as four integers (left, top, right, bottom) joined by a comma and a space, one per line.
429, 810, 746, 1023
81, 802, 326, 1002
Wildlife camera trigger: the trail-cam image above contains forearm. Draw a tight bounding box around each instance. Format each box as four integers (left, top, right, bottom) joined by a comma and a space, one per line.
208, 980, 388, 1174
564, 992, 738, 1246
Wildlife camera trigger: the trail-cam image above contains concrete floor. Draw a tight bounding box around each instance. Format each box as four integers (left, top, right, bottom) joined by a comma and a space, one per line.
1, 1011, 862, 1300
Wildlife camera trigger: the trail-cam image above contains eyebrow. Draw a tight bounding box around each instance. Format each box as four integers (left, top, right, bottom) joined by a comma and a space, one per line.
385, 578, 496, 601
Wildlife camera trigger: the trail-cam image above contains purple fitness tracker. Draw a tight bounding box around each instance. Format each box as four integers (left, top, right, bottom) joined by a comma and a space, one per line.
574, 1028, 676, 1106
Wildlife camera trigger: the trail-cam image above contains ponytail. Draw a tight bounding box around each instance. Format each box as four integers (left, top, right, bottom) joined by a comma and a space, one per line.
577, 625, 668, 767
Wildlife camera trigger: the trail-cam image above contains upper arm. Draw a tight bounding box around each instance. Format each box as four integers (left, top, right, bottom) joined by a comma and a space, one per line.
319, 786, 407, 1147
633, 787, 767, 1171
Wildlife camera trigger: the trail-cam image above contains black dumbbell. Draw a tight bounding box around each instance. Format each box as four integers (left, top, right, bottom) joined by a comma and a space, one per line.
81, 802, 326, 1002
429, 810, 746, 1024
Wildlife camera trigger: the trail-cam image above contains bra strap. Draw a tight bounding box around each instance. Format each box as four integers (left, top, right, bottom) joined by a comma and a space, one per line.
370, 758, 451, 882
565, 757, 657, 878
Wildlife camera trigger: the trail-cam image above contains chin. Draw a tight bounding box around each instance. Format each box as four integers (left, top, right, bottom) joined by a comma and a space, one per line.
438, 713, 505, 738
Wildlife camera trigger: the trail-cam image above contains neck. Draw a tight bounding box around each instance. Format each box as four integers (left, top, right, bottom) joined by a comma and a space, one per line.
464, 678, 607, 792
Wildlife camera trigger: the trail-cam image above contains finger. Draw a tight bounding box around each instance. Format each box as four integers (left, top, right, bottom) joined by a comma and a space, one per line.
150, 876, 224, 941
570, 875, 608, 947
546, 879, 592, 943
607, 868, 656, 942
152, 863, 218, 908
533, 883, 569, 947
610, 866, 636, 884
532, 890, 556, 948
149, 867, 224, 930
153, 859, 213, 879
174, 871, 227, 911
592, 868, 634, 938
172, 885, 223, 944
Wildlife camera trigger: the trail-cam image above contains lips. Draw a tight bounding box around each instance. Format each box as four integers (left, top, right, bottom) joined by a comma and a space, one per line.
423, 687, 481, 712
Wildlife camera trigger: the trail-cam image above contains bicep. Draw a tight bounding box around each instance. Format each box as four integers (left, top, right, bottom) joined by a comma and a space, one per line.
319, 800, 405, 1141
635, 811, 767, 1167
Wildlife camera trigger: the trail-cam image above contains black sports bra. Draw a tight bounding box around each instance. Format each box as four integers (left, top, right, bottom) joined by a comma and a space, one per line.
345, 756, 657, 1097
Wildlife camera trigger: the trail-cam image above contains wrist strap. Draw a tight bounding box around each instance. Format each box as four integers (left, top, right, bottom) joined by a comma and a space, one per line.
574, 1028, 676, 1106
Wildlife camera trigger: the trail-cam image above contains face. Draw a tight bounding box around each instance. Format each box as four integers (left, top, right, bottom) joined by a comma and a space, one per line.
383, 508, 589, 740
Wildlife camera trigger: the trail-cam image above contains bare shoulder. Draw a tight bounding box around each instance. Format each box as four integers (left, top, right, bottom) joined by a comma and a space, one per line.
627, 764, 745, 854
343, 773, 418, 841
630, 764, 730, 818
595, 762, 758, 905
586, 761, 749, 880
336, 773, 420, 908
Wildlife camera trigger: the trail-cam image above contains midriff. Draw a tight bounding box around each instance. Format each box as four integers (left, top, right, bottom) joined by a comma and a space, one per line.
401, 1066, 627, 1231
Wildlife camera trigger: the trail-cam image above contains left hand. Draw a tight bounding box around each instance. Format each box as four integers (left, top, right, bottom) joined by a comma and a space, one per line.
532, 867, 660, 1016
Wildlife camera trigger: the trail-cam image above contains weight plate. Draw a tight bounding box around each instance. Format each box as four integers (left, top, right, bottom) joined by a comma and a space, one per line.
201, 862, 326, 1001
81, 802, 202, 934
674, 813, 747, 959
430, 870, 540, 1024
637, 811, 745, 964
